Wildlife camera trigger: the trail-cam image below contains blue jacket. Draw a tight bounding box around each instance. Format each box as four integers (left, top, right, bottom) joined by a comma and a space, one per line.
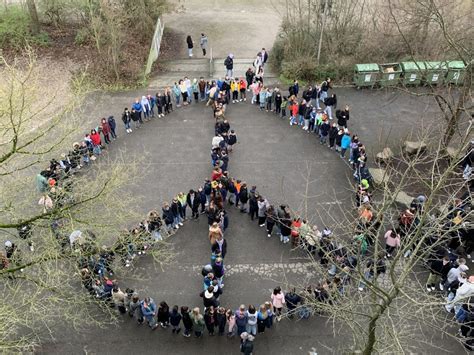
341, 134, 351, 149
141, 299, 156, 318
132, 102, 142, 113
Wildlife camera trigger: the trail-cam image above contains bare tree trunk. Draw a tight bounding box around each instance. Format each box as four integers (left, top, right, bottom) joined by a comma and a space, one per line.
317, 0, 327, 64
26, 0, 41, 35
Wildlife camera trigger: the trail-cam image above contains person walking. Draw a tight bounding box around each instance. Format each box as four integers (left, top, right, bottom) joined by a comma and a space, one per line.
186, 35, 194, 57
200, 33, 208, 56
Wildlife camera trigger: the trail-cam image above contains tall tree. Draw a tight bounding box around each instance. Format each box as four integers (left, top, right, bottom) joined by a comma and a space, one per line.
26, 0, 40, 35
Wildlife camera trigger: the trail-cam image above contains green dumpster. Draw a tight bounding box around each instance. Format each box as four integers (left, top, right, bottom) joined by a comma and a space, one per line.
353, 63, 379, 88
400, 61, 426, 85
379, 63, 402, 87
424, 61, 447, 85
446, 61, 466, 85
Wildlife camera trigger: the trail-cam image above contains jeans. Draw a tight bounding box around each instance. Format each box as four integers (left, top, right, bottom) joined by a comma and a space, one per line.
175, 95, 181, 106
246, 324, 257, 336
188, 48, 193, 57
341, 148, 347, 158
298, 114, 304, 125
152, 230, 162, 241
251, 94, 257, 104
173, 216, 182, 228
325, 105, 332, 119
358, 271, 373, 290
290, 116, 298, 125
200, 91, 206, 101
226, 69, 233, 77
320, 134, 328, 144
320, 90, 328, 104
186, 88, 192, 103
304, 119, 309, 130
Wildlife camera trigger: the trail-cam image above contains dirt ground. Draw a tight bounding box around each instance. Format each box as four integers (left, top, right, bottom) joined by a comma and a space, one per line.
161, 0, 282, 59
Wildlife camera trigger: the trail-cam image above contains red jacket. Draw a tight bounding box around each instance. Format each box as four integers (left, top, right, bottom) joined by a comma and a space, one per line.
101, 122, 111, 135
90, 133, 101, 146
291, 104, 298, 116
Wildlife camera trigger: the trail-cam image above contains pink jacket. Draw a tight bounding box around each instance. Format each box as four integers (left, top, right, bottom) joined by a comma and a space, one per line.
227, 315, 236, 332
271, 292, 285, 308
384, 230, 401, 247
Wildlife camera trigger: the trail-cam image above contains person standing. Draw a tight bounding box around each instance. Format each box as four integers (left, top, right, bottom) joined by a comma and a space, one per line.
100, 118, 111, 144
121, 107, 132, 133
181, 306, 193, 337
271, 287, 285, 320
187, 189, 200, 219
107, 116, 117, 139
261, 47, 269, 66
200, 33, 208, 56
186, 35, 194, 57
224, 54, 234, 78
320, 77, 331, 105
191, 307, 205, 337
257, 196, 268, 227
384, 229, 401, 258
140, 297, 158, 330
170, 305, 182, 334
246, 305, 258, 336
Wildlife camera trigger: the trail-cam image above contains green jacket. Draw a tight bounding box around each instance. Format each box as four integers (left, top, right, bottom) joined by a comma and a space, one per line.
191, 314, 205, 332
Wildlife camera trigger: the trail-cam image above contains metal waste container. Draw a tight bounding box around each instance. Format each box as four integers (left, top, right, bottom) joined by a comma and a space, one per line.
353, 63, 379, 88
400, 61, 426, 86
446, 61, 466, 85
424, 61, 447, 85
379, 63, 402, 87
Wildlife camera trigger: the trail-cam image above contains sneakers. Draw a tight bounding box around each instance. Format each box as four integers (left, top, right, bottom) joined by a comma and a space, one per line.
267, 234, 271, 238
439, 283, 444, 291
259, 224, 265, 227
358, 287, 364, 292
179, 222, 184, 226
183, 332, 191, 338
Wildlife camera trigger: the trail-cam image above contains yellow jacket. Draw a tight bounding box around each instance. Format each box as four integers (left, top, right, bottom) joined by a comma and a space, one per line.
231, 81, 240, 92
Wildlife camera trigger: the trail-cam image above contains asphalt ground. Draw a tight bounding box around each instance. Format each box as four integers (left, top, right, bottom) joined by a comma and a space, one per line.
35, 86, 466, 354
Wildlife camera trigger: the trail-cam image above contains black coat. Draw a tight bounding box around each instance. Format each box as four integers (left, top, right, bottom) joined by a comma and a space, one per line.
324, 96, 337, 107
162, 208, 174, 225
122, 111, 131, 124
211, 238, 227, 258
186, 37, 193, 49
224, 56, 234, 70
239, 187, 249, 203
337, 109, 350, 127
131, 110, 140, 122
181, 311, 193, 329
187, 192, 200, 210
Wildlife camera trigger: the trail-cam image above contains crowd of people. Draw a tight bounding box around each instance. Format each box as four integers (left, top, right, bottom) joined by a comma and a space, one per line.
1, 45, 473, 353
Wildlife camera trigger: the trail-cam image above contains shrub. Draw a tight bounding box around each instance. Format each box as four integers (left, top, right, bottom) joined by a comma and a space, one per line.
0, 6, 31, 49
74, 27, 90, 46
282, 56, 318, 82
31, 31, 51, 46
